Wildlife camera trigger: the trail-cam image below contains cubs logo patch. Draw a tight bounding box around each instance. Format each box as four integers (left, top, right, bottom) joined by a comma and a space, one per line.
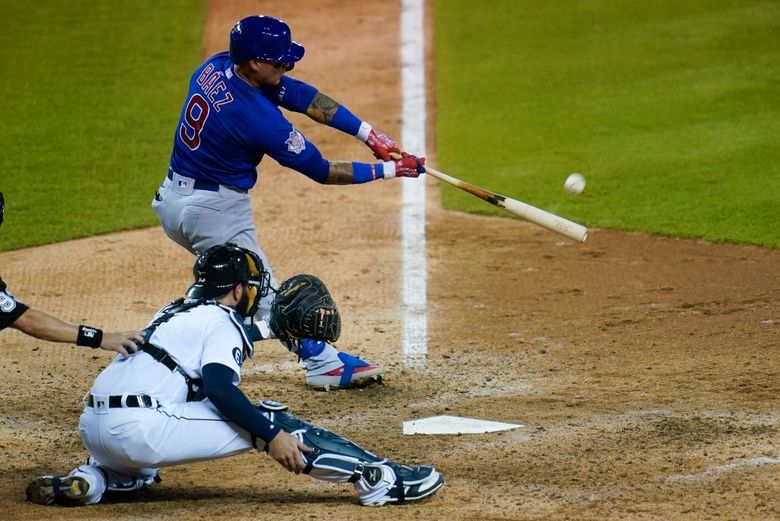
285, 129, 306, 154
232, 347, 243, 366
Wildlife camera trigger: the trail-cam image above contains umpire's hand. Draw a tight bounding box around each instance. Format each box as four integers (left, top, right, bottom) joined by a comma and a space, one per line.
268, 431, 312, 474
101, 330, 145, 358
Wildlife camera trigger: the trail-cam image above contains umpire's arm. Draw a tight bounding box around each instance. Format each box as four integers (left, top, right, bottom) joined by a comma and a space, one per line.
11, 308, 143, 357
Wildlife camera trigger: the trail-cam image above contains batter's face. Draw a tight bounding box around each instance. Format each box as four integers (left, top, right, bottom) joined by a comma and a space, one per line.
247, 59, 292, 87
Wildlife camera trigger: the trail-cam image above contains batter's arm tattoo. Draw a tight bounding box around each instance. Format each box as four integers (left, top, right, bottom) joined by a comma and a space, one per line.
306, 92, 340, 124
326, 161, 355, 184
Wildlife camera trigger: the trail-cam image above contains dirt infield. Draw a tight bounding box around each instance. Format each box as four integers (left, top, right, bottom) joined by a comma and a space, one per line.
1, 1, 779, 519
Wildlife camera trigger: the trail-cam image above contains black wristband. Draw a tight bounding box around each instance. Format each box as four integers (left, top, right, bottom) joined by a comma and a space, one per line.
77, 325, 103, 348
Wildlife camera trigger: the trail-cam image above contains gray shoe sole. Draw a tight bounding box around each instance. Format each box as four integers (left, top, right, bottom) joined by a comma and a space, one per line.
306, 366, 386, 390
26, 476, 89, 506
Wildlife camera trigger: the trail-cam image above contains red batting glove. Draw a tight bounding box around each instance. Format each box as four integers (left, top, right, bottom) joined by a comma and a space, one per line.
366, 128, 400, 161
385, 154, 426, 178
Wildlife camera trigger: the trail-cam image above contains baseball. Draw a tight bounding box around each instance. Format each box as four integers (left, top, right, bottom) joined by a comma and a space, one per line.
564, 173, 586, 194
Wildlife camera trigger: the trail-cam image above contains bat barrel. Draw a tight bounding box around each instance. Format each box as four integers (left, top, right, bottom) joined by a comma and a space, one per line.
426, 166, 588, 242
501, 197, 588, 242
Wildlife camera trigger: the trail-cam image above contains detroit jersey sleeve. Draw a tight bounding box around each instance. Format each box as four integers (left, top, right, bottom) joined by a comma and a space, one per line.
200, 307, 247, 385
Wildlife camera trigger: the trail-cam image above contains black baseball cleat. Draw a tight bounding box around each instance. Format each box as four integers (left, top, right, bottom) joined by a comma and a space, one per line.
26, 475, 90, 506
360, 463, 445, 506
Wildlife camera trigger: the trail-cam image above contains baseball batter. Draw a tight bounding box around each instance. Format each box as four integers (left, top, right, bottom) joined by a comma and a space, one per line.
152, 15, 425, 389
0, 192, 143, 355
26, 244, 444, 507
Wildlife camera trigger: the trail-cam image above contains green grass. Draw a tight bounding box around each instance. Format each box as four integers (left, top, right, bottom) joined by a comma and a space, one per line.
0, 0, 205, 251
435, 0, 780, 247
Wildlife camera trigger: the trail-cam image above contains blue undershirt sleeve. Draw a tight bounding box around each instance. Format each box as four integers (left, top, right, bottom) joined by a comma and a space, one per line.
352, 162, 386, 183
275, 76, 318, 113
329, 105, 362, 136
274, 77, 362, 136
202, 363, 282, 444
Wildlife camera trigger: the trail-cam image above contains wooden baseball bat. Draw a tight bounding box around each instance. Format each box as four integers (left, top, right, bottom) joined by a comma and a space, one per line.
392, 154, 588, 242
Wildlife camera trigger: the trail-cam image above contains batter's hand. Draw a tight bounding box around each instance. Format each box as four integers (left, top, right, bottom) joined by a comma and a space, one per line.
100, 330, 145, 358
386, 153, 426, 178
268, 431, 313, 474
366, 128, 401, 161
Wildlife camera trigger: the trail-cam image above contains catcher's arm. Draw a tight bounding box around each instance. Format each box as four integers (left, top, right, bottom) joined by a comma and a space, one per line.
202, 362, 312, 474
242, 320, 272, 343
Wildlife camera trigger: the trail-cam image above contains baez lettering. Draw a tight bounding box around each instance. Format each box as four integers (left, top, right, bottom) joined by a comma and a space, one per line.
196, 63, 233, 112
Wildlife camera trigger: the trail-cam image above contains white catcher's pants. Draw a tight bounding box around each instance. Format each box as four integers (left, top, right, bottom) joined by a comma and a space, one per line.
68, 400, 386, 505
73, 399, 254, 503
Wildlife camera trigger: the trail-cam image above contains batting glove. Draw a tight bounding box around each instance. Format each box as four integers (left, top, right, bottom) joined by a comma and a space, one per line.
365, 128, 400, 161
384, 153, 426, 178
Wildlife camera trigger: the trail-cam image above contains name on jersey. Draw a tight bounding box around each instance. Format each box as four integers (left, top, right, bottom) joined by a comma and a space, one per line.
196, 63, 234, 112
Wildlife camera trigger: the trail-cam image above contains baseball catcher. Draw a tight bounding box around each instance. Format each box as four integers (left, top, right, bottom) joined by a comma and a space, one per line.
26, 243, 444, 507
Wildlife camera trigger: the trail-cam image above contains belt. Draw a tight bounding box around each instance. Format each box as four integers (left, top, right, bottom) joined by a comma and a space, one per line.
167, 169, 220, 192
85, 394, 158, 409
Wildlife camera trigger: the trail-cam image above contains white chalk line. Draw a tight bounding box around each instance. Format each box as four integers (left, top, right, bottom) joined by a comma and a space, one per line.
400, 0, 427, 368
666, 456, 780, 483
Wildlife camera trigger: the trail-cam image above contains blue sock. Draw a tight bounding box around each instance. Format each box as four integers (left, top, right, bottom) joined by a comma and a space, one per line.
300, 338, 326, 359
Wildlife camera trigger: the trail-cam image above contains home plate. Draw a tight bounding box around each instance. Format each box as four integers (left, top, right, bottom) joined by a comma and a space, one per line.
403, 415, 524, 435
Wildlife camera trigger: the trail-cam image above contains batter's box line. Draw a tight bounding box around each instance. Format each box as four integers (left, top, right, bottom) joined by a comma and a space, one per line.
665, 456, 780, 483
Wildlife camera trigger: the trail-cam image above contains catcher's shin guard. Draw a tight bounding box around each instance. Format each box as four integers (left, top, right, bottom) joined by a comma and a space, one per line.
256, 401, 444, 505
257, 401, 383, 470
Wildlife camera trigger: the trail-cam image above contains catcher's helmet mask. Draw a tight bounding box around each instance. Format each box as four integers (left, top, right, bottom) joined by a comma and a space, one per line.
229, 15, 305, 65
186, 243, 270, 317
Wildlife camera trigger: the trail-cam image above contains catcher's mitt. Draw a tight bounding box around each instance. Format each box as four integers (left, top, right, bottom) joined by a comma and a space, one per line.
270, 274, 341, 344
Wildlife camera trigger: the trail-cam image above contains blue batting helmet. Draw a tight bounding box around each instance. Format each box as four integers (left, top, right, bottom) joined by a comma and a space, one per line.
229, 15, 305, 64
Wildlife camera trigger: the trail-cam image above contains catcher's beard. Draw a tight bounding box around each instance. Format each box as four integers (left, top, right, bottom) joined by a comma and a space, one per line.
236, 286, 251, 317
236, 283, 260, 317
